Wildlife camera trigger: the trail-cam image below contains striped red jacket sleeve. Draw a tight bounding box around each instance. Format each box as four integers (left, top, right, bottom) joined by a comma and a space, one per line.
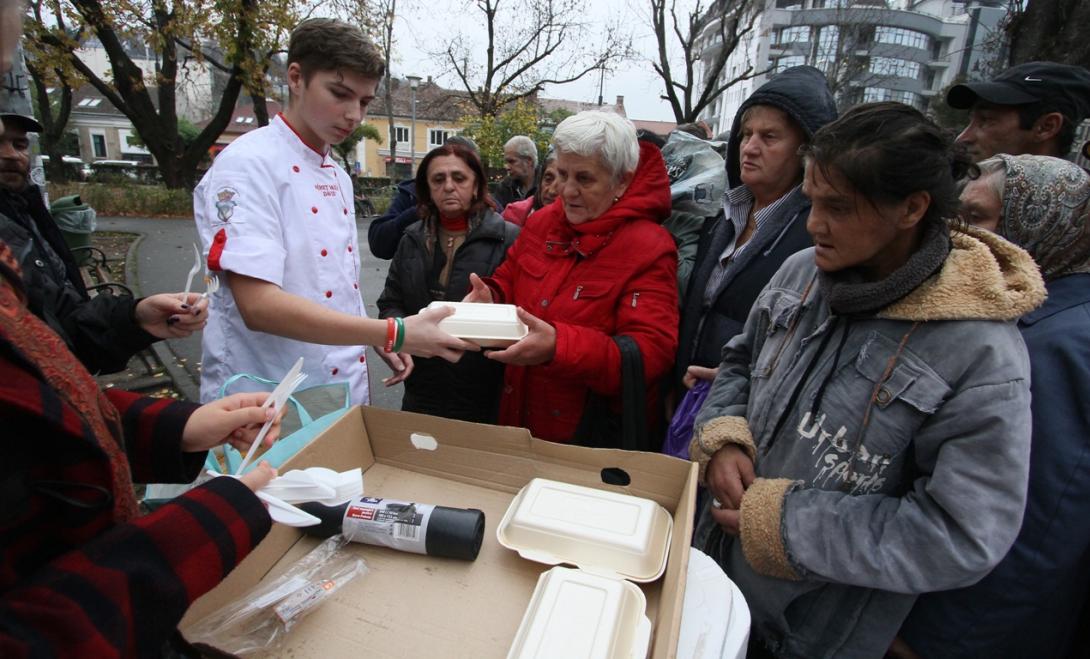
105, 388, 206, 484
0, 475, 271, 658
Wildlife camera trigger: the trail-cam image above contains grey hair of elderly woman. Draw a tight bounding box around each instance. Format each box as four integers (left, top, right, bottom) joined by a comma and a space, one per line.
984, 154, 1090, 281
552, 111, 640, 183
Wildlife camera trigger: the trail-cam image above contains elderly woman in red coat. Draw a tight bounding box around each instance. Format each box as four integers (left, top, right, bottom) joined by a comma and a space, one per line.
465, 110, 678, 444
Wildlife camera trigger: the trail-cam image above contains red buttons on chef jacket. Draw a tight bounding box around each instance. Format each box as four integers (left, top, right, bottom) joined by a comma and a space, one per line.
348, 245, 353, 253
321, 249, 328, 257
325, 291, 333, 298
353, 283, 359, 289
359, 355, 365, 363
343, 208, 348, 215
331, 368, 339, 375
311, 207, 318, 214
292, 165, 300, 173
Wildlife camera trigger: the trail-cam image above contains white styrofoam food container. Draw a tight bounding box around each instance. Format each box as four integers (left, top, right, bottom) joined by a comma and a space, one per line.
496, 478, 673, 582
426, 301, 528, 348
507, 566, 652, 659
498, 478, 674, 659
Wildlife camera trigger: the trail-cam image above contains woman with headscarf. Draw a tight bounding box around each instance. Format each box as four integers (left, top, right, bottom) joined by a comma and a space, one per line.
901, 155, 1090, 659
689, 103, 1045, 658
465, 111, 678, 445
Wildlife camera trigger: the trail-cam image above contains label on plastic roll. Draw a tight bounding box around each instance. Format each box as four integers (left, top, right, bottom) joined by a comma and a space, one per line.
341, 497, 433, 554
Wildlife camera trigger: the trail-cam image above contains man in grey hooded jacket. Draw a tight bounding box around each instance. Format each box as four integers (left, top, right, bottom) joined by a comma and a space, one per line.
675, 66, 836, 396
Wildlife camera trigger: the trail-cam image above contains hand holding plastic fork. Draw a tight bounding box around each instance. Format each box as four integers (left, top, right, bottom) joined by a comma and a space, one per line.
200, 269, 220, 301
235, 357, 308, 475
183, 243, 220, 301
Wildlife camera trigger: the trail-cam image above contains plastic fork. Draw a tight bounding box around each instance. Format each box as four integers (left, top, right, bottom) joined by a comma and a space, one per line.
182, 243, 201, 297
207, 470, 321, 527
199, 273, 220, 301
234, 372, 307, 475
235, 358, 307, 475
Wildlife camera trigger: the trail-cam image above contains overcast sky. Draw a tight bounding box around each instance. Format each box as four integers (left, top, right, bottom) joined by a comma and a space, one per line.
385, 0, 679, 122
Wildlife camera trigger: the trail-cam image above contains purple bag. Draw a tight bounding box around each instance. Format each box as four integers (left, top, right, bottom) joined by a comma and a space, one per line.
662, 379, 712, 459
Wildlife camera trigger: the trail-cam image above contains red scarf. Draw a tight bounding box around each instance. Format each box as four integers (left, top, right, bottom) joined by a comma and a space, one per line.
439, 215, 468, 232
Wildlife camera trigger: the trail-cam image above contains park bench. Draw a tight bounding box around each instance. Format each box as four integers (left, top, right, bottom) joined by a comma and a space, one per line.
70, 244, 134, 298
70, 244, 169, 391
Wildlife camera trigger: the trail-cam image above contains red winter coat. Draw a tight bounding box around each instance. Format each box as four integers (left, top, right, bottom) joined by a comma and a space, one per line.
501, 197, 535, 227
485, 142, 679, 442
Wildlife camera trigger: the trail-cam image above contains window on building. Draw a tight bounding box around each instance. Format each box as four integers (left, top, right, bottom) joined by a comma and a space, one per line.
118, 128, 149, 155
775, 0, 802, 8
91, 133, 107, 158
870, 56, 922, 80
77, 98, 103, 108
816, 25, 839, 58
891, 90, 923, 108
862, 87, 924, 110
428, 128, 451, 149
775, 55, 807, 73
874, 26, 930, 50
774, 25, 811, 45
862, 87, 891, 103
394, 126, 410, 144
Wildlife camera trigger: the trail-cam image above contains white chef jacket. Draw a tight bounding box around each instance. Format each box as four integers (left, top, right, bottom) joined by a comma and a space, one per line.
194, 114, 370, 405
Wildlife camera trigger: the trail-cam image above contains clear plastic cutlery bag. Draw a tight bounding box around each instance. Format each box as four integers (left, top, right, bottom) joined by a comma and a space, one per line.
186, 535, 367, 656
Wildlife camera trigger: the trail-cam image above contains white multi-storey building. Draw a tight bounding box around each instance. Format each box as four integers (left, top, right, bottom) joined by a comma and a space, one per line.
696, 0, 1009, 137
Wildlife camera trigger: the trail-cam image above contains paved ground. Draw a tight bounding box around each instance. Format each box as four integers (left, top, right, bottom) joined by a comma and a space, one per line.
99, 216, 403, 409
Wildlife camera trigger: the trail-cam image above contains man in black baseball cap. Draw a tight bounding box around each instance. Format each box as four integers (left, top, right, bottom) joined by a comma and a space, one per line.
0, 111, 42, 134
947, 61, 1090, 162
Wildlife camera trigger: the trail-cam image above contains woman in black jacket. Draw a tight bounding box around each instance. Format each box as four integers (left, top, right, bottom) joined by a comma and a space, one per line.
377, 143, 519, 422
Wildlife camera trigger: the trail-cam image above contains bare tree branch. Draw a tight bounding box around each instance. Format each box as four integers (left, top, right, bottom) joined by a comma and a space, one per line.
434, 0, 631, 118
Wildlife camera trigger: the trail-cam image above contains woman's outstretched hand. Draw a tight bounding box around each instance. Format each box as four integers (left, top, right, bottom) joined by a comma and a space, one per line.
462, 273, 495, 303
485, 307, 556, 366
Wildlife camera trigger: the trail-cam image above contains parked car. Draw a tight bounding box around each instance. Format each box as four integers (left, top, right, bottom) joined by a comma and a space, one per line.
90, 159, 142, 182
39, 154, 92, 180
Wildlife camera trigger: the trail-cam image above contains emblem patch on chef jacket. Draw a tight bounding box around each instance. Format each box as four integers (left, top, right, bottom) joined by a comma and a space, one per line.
214, 187, 239, 223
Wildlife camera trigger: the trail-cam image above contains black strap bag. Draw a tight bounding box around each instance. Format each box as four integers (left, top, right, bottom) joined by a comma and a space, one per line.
572, 335, 656, 452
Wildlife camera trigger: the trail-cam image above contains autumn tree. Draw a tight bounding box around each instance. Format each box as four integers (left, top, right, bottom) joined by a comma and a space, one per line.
649, 0, 762, 124
439, 0, 631, 119
195, 0, 313, 127
1007, 0, 1089, 69
459, 99, 551, 170
329, 0, 400, 178
25, 0, 304, 189
375, 0, 398, 179
23, 1, 81, 182
331, 122, 382, 173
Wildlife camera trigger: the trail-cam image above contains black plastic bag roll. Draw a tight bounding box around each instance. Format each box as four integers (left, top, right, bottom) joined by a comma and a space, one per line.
299, 497, 485, 561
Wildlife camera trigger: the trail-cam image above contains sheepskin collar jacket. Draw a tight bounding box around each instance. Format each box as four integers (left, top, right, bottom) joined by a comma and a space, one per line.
689, 225, 1045, 659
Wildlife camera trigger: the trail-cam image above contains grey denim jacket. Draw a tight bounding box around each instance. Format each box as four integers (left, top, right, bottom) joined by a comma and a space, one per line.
691, 227, 1046, 658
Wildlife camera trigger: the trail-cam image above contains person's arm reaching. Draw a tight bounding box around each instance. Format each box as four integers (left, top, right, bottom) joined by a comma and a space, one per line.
227, 273, 473, 362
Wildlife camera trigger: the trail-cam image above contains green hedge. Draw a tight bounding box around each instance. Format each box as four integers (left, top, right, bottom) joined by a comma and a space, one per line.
48, 181, 399, 219
47, 182, 193, 218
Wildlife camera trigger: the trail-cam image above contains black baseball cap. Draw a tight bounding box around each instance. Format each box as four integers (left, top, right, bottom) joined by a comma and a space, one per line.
0, 112, 43, 133
947, 61, 1090, 122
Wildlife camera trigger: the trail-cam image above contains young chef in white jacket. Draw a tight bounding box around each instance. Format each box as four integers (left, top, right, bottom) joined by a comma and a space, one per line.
194, 18, 472, 404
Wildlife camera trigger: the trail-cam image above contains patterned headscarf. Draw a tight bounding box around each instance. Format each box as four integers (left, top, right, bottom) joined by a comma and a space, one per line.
997, 154, 1090, 281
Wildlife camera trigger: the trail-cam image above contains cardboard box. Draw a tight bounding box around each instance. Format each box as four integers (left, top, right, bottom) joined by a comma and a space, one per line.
182, 406, 698, 658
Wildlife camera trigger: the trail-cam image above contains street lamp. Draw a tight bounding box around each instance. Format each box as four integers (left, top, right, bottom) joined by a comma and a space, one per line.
407, 75, 422, 175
